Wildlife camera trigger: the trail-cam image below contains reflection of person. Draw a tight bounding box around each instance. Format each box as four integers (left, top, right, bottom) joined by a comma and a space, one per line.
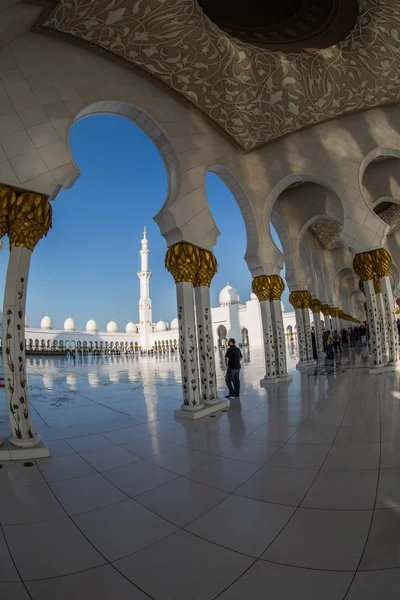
225, 338, 242, 399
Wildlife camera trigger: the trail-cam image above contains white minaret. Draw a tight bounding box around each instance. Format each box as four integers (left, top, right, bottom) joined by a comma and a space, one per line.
138, 226, 153, 350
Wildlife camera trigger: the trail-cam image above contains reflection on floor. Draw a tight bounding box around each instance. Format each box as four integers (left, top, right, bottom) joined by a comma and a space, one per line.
0, 345, 399, 599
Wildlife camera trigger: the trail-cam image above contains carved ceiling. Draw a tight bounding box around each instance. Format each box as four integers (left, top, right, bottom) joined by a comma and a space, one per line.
375, 203, 400, 235
32, 0, 400, 152
310, 220, 343, 250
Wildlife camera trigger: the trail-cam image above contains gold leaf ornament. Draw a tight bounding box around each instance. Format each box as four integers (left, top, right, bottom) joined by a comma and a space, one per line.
269, 275, 285, 300
353, 252, 374, 280
289, 290, 311, 309
371, 248, 392, 278
310, 299, 322, 313
373, 275, 382, 294
194, 249, 217, 288
0, 184, 16, 240
165, 242, 201, 284
321, 304, 331, 316
252, 275, 271, 301
8, 192, 52, 251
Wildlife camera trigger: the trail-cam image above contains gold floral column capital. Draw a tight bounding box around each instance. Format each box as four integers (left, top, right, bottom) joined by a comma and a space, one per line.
310, 299, 322, 313
331, 307, 340, 317
193, 249, 217, 288
289, 290, 311, 309
373, 274, 382, 294
252, 275, 271, 302
165, 242, 201, 284
321, 304, 331, 316
353, 252, 374, 281
8, 192, 52, 251
0, 184, 16, 240
269, 275, 285, 300
371, 248, 392, 278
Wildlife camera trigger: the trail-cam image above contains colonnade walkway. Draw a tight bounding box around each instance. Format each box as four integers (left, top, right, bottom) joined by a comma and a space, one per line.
0, 347, 399, 599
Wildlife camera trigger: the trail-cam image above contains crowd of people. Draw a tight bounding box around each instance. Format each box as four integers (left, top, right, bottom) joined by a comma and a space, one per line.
317, 324, 368, 360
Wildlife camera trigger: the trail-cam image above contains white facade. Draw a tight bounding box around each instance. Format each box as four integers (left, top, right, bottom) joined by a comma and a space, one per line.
22, 231, 303, 352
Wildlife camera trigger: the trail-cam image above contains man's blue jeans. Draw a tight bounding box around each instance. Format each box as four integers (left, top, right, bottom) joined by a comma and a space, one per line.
226, 367, 240, 397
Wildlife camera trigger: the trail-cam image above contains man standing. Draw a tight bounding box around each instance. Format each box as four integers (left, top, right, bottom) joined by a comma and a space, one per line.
225, 338, 243, 399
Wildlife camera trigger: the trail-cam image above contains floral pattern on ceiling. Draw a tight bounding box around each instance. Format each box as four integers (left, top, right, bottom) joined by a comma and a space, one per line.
310, 220, 343, 250
377, 203, 400, 235
38, 0, 400, 152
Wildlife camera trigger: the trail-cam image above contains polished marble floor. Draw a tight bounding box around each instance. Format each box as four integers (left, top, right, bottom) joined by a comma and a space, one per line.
0, 345, 399, 599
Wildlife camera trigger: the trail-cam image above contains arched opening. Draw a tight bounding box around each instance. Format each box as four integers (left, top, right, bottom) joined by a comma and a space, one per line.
205, 171, 252, 309
217, 325, 228, 347
242, 328, 249, 346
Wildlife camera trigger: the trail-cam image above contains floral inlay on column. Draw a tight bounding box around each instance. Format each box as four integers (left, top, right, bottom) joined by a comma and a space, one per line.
371, 248, 400, 366
165, 242, 202, 408
354, 252, 383, 368
194, 249, 219, 405
0, 186, 52, 448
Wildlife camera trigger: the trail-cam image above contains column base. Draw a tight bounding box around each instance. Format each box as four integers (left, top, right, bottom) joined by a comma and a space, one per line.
388, 360, 400, 368
296, 360, 317, 370
260, 374, 292, 387
369, 362, 400, 374
0, 436, 49, 461
9, 434, 44, 449
174, 400, 228, 420
204, 396, 224, 407
368, 364, 389, 374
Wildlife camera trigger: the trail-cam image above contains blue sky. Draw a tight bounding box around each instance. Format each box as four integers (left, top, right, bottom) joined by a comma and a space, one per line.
0, 115, 287, 330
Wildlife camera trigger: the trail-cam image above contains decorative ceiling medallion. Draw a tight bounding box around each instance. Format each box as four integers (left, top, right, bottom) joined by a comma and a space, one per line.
35, 0, 400, 152
197, 0, 359, 52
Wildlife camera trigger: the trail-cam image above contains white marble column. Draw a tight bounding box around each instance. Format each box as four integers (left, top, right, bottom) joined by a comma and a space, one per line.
194, 286, 219, 404
271, 299, 291, 381
324, 314, 331, 330
2, 248, 47, 454
175, 281, 203, 412
363, 279, 384, 370
374, 282, 388, 359
259, 300, 278, 383
302, 308, 314, 362
380, 276, 400, 366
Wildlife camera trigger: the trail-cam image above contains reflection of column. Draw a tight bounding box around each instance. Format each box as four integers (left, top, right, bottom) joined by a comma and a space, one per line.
1, 187, 51, 453
354, 252, 383, 370
289, 291, 316, 369
372, 249, 400, 367
194, 249, 219, 405
310, 299, 324, 357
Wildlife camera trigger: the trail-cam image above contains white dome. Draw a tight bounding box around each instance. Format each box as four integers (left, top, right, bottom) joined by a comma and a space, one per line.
250, 292, 257, 301
170, 317, 179, 330
219, 283, 240, 306
107, 319, 118, 333
25, 314, 29, 328
126, 321, 137, 333
64, 317, 76, 332
155, 320, 168, 332
86, 319, 97, 333
41, 315, 52, 330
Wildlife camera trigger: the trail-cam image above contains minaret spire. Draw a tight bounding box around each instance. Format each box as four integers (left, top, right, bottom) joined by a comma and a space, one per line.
138, 227, 152, 350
